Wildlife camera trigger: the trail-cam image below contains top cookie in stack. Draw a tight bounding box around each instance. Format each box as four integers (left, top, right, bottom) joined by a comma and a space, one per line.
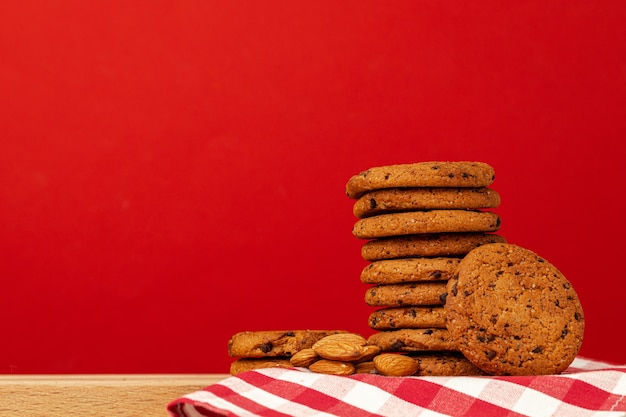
346, 161, 506, 358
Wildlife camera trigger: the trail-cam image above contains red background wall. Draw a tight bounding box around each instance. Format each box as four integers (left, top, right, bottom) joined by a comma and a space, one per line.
1, 1, 625, 374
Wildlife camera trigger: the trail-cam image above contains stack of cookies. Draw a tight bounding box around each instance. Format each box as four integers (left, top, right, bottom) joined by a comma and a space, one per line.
225, 160, 585, 378
346, 161, 505, 370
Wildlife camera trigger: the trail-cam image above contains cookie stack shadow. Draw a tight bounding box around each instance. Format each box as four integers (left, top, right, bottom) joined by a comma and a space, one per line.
346, 161, 505, 374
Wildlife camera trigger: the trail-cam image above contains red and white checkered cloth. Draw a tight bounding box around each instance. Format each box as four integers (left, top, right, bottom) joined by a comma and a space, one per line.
167, 357, 626, 417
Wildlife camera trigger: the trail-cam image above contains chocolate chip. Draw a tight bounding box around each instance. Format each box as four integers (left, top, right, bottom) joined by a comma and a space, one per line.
448, 173, 455, 178
561, 326, 569, 339
485, 350, 497, 360
574, 312, 581, 321
451, 282, 458, 296
259, 343, 273, 353
423, 329, 433, 335
555, 299, 560, 307
369, 198, 377, 209
285, 331, 295, 337
430, 270, 442, 279
439, 292, 448, 304
532, 346, 543, 353
390, 341, 406, 350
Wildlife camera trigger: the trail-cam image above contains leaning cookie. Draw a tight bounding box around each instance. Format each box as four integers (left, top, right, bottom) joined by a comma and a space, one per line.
444, 243, 585, 376
353, 187, 501, 218
346, 161, 496, 199
228, 330, 348, 358
368, 328, 458, 352
361, 233, 506, 261
353, 210, 501, 239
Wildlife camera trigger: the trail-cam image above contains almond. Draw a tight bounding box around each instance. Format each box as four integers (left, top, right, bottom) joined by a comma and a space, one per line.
289, 348, 319, 368
355, 361, 377, 374
312, 333, 368, 349
354, 344, 381, 362
313, 340, 366, 361
309, 359, 356, 376
373, 353, 419, 377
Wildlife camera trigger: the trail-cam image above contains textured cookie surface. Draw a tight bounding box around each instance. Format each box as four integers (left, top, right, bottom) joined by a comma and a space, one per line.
346, 161, 496, 199
353, 187, 501, 218
361, 233, 506, 261
361, 258, 461, 284
353, 210, 501, 239
411, 353, 487, 376
228, 330, 347, 358
369, 306, 447, 330
444, 243, 585, 376
365, 282, 448, 307
229, 358, 293, 375
368, 329, 458, 352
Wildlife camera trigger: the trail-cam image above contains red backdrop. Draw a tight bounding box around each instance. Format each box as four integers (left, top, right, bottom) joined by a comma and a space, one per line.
1, 1, 625, 374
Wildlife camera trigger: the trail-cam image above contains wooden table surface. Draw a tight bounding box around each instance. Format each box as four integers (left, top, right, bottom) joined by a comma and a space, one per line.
0, 374, 229, 417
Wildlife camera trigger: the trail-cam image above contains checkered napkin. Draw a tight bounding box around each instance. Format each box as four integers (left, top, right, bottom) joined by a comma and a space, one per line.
167, 357, 626, 417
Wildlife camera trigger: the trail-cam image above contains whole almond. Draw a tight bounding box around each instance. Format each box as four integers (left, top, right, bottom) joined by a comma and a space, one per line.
355, 344, 381, 362
314, 340, 366, 361
312, 333, 368, 350
355, 361, 377, 374
373, 353, 419, 377
309, 359, 356, 376
290, 348, 319, 368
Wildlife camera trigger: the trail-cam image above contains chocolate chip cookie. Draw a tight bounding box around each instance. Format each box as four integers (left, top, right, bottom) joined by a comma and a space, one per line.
410, 352, 487, 376
353, 210, 501, 239
361, 257, 461, 284
365, 282, 448, 307
353, 187, 500, 218
361, 232, 507, 261
368, 328, 458, 352
369, 306, 447, 330
229, 358, 293, 375
346, 161, 496, 199
444, 243, 585, 375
